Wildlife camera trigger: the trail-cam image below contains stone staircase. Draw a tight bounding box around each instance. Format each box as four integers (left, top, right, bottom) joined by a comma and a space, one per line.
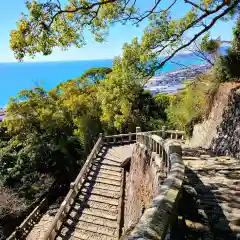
54, 144, 133, 240
180, 147, 240, 239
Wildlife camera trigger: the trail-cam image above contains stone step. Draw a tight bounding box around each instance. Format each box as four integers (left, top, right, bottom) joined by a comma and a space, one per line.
81, 187, 121, 199
88, 171, 121, 182
68, 212, 118, 228
64, 219, 117, 237
193, 194, 240, 204
86, 176, 121, 187
184, 176, 240, 184
81, 207, 117, 221
79, 193, 119, 206
74, 200, 117, 213
58, 227, 117, 240
198, 202, 240, 214
83, 181, 121, 192
91, 163, 121, 173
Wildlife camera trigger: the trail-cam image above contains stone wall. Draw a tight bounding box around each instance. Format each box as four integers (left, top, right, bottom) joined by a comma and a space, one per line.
190, 83, 239, 148
123, 139, 184, 240
211, 87, 240, 158
123, 143, 164, 232
190, 83, 240, 158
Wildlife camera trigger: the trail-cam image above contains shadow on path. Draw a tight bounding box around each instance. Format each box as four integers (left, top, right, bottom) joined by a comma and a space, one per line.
177, 166, 237, 240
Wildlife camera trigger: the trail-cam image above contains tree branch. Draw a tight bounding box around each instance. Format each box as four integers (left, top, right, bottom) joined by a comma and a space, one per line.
47, 0, 118, 28
154, 0, 240, 71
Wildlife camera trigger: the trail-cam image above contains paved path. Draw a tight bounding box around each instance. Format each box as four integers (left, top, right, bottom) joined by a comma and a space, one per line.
181, 147, 240, 239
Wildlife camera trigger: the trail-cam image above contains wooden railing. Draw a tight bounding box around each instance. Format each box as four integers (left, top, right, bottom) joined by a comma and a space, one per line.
125, 133, 185, 239
7, 197, 48, 240
8, 127, 185, 240
103, 127, 185, 144
43, 135, 104, 240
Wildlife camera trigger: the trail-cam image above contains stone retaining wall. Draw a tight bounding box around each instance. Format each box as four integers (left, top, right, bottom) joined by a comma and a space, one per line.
122, 139, 185, 239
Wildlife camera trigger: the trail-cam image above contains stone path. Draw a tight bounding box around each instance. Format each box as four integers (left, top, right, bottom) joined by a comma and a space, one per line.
181, 147, 240, 239
56, 144, 133, 240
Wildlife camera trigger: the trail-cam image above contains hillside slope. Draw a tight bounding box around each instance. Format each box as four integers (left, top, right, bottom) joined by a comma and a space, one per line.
190, 83, 240, 158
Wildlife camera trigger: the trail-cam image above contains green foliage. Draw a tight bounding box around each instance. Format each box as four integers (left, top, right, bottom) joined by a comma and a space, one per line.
214, 20, 240, 83
215, 50, 240, 82
98, 38, 158, 131
154, 94, 176, 119
166, 72, 217, 133
0, 80, 103, 199
232, 19, 240, 53
80, 67, 112, 84
200, 33, 220, 54
10, 0, 238, 63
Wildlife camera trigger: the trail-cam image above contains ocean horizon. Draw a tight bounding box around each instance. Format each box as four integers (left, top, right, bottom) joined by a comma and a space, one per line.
0, 54, 207, 107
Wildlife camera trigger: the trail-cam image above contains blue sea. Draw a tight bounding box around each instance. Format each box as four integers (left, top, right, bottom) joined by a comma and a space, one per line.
0, 54, 206, 107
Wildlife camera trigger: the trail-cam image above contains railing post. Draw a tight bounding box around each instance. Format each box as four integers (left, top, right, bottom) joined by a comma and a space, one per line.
129, 132, 132, 142
162, 126, 166, 139
136, 126, 141, 143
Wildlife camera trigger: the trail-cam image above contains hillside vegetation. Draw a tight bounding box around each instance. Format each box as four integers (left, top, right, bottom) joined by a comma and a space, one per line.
2, 1, 240, 238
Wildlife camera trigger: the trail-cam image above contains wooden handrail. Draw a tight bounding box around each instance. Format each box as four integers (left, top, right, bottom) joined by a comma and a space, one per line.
7, 197, 48, 240
43, 135, 104, 240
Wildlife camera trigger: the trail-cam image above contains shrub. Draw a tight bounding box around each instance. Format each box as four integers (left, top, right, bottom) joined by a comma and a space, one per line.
166, 72, 218, 132
215, 50, 240, 82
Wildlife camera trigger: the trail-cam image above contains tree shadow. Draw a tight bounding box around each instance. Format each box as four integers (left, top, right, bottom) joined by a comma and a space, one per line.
181, 166, 238, 240
57, 143, 130, 239
56, 145, 110, 239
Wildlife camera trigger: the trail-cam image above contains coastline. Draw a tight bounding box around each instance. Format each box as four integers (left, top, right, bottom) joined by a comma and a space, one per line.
145, 64, 211, 94
0, 64, 211, 120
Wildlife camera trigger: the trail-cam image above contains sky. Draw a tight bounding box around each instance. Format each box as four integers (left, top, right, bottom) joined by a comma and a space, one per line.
0, 0, 236, 63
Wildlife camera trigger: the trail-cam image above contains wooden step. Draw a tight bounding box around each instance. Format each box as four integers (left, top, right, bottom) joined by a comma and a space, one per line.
58, 226, 117, 240
81, 187, 121, 199
88, 171, 121, 181
91, 168, 122, 177
91, 163, 121, 173
79, 194, 119, 206
64, 219, 117, 237
74, 200, 118, 213
68, 212, 118, 228
81, 207, 117, 221
86, 176, 121, 187
83, 181, 121, 192
100, 159, 121, 167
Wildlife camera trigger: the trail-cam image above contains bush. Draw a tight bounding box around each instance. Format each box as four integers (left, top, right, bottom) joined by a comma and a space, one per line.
215, 50, 240, 82
166, 72, 218, 132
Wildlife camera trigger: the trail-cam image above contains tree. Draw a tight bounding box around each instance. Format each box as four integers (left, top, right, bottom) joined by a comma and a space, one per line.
97, 38, 158, 131
214, 19, 240, 82
232, 18, 240, 53
80, 67, 112, 84
10, 0, 240, 71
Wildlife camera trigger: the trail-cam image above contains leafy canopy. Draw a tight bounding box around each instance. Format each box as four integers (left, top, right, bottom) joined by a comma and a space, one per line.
11, 0, 240, 69
80, 67, 112, 84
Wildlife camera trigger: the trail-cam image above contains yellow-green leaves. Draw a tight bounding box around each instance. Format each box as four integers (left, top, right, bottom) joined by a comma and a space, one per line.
10, 0, 238, 61
200, 33, 219, 53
